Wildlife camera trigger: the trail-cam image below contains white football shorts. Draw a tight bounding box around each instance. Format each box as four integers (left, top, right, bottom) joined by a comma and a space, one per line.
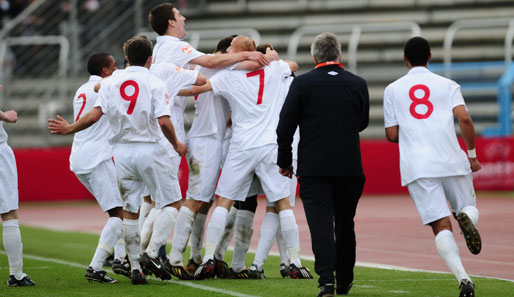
75, 159, 122, 212
0, 142, 19, 214
113, 143, 181, 213
186, 136, 223, 203
266, 159, 297, 207
216, 144, 290, 203
407, 174, 476, 225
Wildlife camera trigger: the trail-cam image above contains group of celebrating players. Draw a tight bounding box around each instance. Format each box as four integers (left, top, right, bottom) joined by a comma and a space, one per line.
48, 2, 311, 285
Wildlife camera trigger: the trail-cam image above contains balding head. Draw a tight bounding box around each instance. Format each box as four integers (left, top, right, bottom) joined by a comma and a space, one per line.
229, 36, 256, 53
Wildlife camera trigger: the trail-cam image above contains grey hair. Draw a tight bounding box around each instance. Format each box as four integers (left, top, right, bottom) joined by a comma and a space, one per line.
310, 32, 342, 63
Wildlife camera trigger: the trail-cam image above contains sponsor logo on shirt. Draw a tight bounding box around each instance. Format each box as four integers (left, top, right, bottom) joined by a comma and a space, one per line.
182, 45, 193, 54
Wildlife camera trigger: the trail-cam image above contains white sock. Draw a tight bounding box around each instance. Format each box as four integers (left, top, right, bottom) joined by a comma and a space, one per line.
169, 206, 195, 265
189, 213, 207, 264
3, 220, 23, 278
276, 226, 290, 265
138, 201, 153, 231
279, 209, 301, 267
114, 238, 126, 261
90, 217, 122, 271
435, 230, 470, 282
140, 208, 160, 251
147, 207, 178, 257
253, 212, 279, 269
203, 207, 228, 263
123, 219, 141, 271
461, 205, 479, 227
231, 210, 254, 272
214, 206, 237, 261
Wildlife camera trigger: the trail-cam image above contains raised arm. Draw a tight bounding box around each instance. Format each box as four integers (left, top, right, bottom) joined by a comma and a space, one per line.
453, 105, 481, 172
48, 107, 103, 135
178, 80, 212, 97
190, 51, 268, 69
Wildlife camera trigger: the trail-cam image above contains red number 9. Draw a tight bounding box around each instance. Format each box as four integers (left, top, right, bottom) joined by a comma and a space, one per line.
409, 84, 433, 119
120, 80, 139, 115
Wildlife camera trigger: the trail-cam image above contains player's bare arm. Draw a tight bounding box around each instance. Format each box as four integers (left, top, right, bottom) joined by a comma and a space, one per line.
234, 48, 278, 70
194, 72, 207, 85
158, 115, 188, 156
190, 51, 267, 69
453, 105, 481, 172
178, 80, 212, 97
0, 109, 18, 123
48, 106, 103, 135
385, 126, 399, 143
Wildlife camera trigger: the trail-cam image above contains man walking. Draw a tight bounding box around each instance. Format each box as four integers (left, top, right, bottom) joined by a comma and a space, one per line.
277, 32, 369, 297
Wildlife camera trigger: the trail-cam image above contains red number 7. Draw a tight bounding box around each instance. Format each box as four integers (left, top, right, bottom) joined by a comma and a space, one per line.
246, 69, 265, 105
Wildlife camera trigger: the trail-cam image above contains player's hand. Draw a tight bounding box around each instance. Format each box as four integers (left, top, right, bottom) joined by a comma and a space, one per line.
265, 47, 279, 62
469, 158, 481, 172
48, 115, 71, 135
173, 141, 188, 157
3, 110, 18, 123
279, 165, 294, 179
246, 51, 269, 66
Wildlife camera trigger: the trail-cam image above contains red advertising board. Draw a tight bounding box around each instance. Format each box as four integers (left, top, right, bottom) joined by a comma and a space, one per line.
12, 137, 514, 202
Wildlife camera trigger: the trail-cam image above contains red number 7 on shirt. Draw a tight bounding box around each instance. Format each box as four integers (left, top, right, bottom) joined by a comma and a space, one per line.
246, 69, 265, 105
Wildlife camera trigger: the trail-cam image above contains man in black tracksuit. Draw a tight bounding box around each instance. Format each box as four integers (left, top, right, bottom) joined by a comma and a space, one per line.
277, 32, 369, 297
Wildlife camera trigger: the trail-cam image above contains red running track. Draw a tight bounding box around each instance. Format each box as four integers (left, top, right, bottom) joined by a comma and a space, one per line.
17, 194, 514, 281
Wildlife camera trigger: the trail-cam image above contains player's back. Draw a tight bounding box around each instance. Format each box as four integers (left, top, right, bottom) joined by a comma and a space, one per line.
97, 66, 170, 144
384, 67, 470, 182
70, 75, 113, 173
210, 60, 292, 151
188, 65, 230, 140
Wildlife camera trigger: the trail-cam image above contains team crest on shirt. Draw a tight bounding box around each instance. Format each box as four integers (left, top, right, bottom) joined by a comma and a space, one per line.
182, 45, 193, 54
327, 71, 338, 76
175, 66, 186, 72
165, 93, 170, 104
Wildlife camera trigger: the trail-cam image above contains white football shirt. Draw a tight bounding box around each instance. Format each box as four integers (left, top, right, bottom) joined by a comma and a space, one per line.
0, 121, 7, 143
149, 62, 199, 154
94, 66, 171, 144
210, 60, 292, 151
152, 35, 205, 145
187, 65, 230, 140
383, 66, 471, 186
70, 75, 113, 174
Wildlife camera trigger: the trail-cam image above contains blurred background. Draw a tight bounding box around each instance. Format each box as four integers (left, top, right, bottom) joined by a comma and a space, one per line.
1, 0, 514, 200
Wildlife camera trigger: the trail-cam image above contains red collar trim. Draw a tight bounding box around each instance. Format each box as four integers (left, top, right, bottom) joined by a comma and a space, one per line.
315, 61, 344, 69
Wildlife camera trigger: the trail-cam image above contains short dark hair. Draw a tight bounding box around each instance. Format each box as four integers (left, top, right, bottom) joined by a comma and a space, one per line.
149, 3, 176, 36
216, 35, 237, 53
404, 36, 431, 66
124, 36, 153, 66
87, 53, 112, 76
256, 43, 274, 54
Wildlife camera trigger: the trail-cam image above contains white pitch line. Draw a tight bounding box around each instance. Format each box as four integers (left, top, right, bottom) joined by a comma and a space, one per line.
0, 251, 260, 297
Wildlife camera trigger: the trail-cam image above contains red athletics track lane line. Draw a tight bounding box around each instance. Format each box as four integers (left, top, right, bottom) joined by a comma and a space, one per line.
17, 193, 514, 281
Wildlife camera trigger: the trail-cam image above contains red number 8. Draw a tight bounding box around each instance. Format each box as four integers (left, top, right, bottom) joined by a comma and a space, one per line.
409, 84, 433, 119
120, 80, 139, 115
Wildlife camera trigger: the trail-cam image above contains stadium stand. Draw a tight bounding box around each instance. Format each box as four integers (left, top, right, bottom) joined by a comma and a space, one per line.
1, 0, 514, 147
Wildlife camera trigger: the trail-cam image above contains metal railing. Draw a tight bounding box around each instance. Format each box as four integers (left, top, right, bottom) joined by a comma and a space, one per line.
443, 18, 514, 68
287, 22, 421, 73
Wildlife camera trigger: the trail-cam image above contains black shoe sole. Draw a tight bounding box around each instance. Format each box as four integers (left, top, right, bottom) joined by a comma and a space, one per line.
457, 212, 481, 255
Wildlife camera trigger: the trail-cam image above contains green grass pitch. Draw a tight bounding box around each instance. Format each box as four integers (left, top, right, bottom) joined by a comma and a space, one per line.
0, 226, 512, 296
